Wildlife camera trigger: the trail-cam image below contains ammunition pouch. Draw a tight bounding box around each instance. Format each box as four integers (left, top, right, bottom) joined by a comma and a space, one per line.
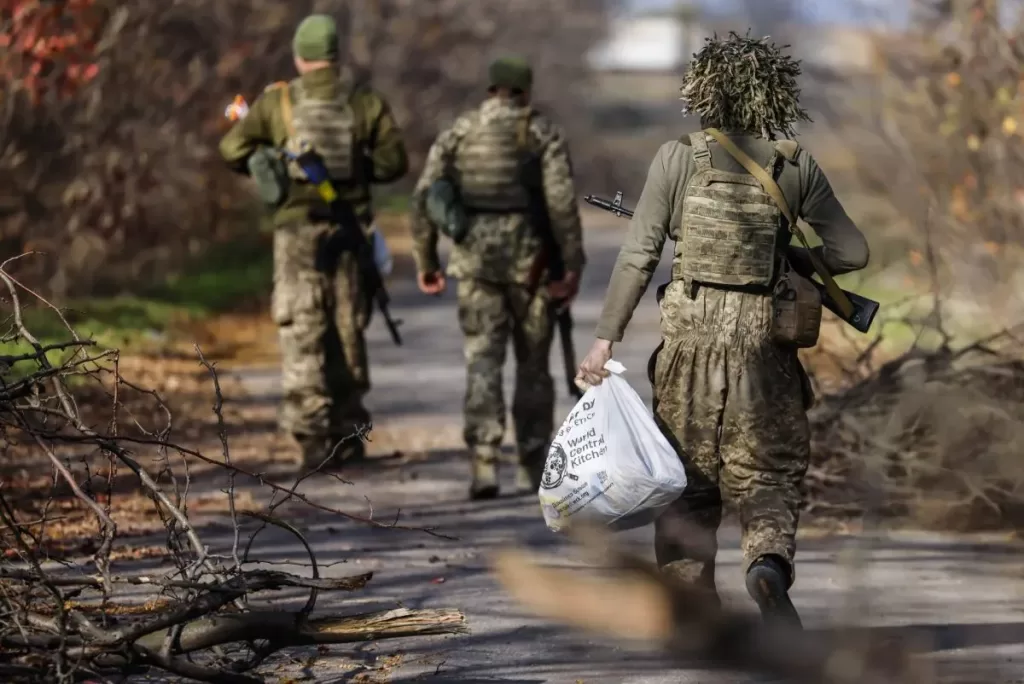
247, 147, 289, 208
770, 260, 822, 349
424, 178, 470, 244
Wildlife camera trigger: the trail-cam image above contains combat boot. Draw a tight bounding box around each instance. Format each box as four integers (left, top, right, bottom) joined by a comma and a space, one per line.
320, 437, 367, 472
295, 434, 333, 472
514, 450, 545, 495
745, 555, 803, 630
469, 447, 500, 501
514, 465, 534, 494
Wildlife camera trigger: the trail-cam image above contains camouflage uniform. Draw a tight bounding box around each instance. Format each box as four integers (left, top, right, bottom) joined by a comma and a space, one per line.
219, 15, 408, 465
410, 57, 585, 497
596, 133, 869, 615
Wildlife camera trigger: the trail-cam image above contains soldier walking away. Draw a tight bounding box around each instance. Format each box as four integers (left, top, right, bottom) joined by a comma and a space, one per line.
576, 33, 870, 628
219, 14, 409, 471
410, 56, 586, 500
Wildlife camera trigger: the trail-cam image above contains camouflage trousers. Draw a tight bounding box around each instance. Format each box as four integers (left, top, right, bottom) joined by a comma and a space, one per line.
457, 278, 555, 469
271, 223, 371, 452
650, 281, 813, 592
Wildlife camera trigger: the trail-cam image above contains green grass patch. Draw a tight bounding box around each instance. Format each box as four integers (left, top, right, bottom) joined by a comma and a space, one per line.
1, 195, 412, 362
2, 233, 275, 360
144, 233, 274, 313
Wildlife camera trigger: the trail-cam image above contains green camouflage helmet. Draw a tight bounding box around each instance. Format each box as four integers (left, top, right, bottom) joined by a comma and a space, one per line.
293, 14, 340, 62
488, 56, 533, 92
680, 31, 811, 139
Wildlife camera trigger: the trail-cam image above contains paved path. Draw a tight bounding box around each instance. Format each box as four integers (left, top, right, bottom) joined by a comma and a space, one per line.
223, 214, 1024, 682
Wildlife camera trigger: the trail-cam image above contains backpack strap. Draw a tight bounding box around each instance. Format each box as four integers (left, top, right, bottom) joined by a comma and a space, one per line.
263, 81, 296, 139
703, 127, 854, 318
516, 106, 542, 154
687, 131, 712, 169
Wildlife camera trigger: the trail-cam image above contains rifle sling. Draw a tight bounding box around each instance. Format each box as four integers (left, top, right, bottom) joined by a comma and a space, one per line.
703, 127, 854, 319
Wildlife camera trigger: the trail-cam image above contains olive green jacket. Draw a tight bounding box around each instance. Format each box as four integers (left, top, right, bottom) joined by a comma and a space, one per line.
219, 65, 408, 226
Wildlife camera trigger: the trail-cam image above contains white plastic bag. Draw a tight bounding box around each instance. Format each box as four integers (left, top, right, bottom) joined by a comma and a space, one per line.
369, 224, 394, 276
538, 359, 687, 533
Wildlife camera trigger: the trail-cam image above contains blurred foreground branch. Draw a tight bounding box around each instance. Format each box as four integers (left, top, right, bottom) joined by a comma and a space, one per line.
493, 527, 934, 684
0, 254, 466, 682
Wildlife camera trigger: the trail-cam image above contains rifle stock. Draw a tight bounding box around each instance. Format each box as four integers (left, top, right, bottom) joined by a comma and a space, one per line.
557, 306, 584, 400
583, 192, 879, 335
808, 279, 878, 335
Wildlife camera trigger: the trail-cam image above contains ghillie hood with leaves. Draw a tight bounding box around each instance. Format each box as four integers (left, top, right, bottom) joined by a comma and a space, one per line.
680, 31, 811, 139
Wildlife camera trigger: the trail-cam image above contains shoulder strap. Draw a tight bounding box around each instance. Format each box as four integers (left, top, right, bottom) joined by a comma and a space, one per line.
346, 88, 366, 146
688, 131, 712, 169
516, 107, 537, 151
703, 127, 854, 318
280, 81, 296, 138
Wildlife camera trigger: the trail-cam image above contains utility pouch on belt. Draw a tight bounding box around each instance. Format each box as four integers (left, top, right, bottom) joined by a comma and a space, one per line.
771, 260, 822, 348
704, 128, 827, 348
247, 146, 290, 207
424, 178, 470, 244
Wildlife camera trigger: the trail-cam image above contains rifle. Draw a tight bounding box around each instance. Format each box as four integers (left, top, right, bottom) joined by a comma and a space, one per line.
292, 145, 403, 345
520, 123, 583, 401
584, 192, 879, 335
532, 241, 583, 402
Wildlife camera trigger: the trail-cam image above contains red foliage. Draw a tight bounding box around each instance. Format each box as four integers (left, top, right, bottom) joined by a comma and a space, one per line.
0, 0, 101, 103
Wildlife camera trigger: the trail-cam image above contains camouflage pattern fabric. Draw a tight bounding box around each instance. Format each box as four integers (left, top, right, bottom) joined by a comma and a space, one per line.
284, 79, 359, 182
458, 278, 555, 471
410, 96, 584, 284
451, 100, 531, 212
271, 223, 371, 456
410, 95, 583, 487
649, 280, 813, 593
676, 131, 782, 288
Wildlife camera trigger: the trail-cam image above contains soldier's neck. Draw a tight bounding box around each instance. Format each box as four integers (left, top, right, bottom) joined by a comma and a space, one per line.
488, 93, 527, 108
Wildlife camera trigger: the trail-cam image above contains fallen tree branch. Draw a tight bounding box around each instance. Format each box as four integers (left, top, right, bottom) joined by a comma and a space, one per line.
133, 607, 468, 654
0, 253, 468, 681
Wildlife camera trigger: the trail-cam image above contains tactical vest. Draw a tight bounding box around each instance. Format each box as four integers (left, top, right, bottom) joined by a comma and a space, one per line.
674, 131, 782, 288
283, 79, 360, 183
451, 105, 531, 212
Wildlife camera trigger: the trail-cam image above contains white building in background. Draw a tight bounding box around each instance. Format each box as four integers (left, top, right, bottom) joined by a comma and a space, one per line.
587, 13, 881, 74
587, 15, 708, 72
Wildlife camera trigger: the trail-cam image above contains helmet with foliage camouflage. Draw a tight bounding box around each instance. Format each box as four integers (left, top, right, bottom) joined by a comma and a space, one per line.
679, 31, 811, 139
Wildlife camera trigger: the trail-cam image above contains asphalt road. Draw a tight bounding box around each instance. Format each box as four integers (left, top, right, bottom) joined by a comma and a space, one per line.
223, 214, 1024, 683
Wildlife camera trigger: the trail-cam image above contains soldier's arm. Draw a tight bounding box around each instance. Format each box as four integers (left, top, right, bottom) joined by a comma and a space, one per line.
594, 143, 675, 342
536, 120, 585, 275
356, 90, 409, 184
408, 126, 458, 274
791, 148, 869, 276
218, 91, 279, 174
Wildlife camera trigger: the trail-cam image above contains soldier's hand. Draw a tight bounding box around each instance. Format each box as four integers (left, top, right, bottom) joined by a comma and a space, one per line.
576, 338, 613, 389
547, 271, 579, 302
417, 270, 446, 296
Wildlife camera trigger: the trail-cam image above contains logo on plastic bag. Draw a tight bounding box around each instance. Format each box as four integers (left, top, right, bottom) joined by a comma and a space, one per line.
540, 443, 568, 490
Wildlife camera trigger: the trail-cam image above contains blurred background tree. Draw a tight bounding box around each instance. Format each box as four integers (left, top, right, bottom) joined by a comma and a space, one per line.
0, 0, 614, 299
839, 0, 1024, 308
